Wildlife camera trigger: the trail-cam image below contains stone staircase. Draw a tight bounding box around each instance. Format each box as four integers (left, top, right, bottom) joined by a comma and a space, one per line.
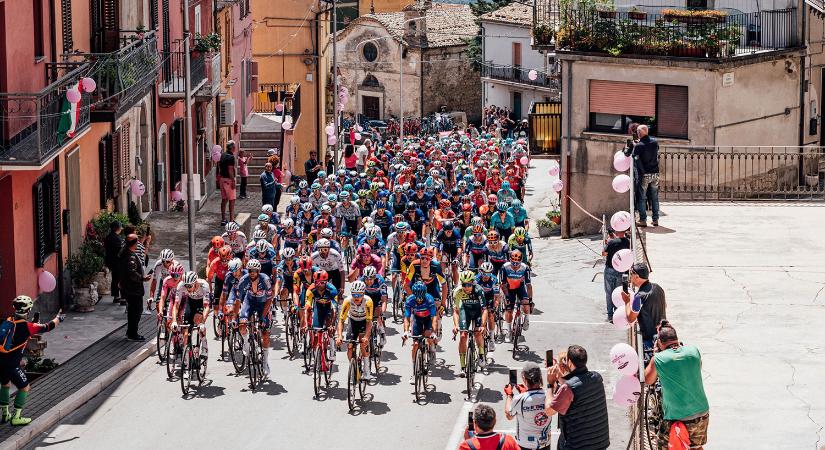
239, 129, 281, 190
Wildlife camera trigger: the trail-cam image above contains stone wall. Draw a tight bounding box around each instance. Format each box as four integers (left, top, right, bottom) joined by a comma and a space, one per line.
422, 46, 482, 123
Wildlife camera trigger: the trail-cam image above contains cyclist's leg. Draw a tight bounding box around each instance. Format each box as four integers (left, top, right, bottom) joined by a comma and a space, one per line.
458, 307, 469, 369
519, 285, 531, 329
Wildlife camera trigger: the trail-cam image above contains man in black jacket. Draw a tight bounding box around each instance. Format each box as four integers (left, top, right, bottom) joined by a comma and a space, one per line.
304, 150, 321, 185
120, 234, 151, 341
104, 221, 123, 304
546, 345, 610, 450
621, 263, 667, 351
633, 125, 660, 227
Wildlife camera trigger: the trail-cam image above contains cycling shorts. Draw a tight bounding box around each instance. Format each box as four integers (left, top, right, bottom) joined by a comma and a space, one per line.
240, 299, 270, 329
504, 284, 529, 311
0, 365, 28, 389
213, 278, 224, 305
412, 315, 433, 336
441, 246, 459, 261
183, 302, 205, 327
366, 291, 385, 308
345, 319, 368, 342
458, 304, 483, 331
328, 269, 342, 292
312, 301, 334, 329
280, 276, 294, 294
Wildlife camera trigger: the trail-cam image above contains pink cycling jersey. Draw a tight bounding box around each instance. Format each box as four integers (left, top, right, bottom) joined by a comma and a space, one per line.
350, 254, 384, 276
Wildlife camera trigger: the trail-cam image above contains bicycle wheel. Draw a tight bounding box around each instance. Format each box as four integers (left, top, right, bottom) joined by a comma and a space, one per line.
391, 283, 401, 323
313, 346, 324, 398
347, 357, 358, 411
370, 332, 381, 375
511, 318, 521, 358
212, 311, 220, 338
197, 335, 208, 382
285, 314, 295, 358
495, 306, 504, 343
220, 321, 228, 362
413, 347, 423, 402
156, 320, 167, 363
644, 385, 663, 449
166, 335, 180, 379
466, 341, 476, 398
303, 330, 313, 372
180, 343, 193, 395
230, 328, 246, 373
248, 334, 260, 390
358, 356, 367, 399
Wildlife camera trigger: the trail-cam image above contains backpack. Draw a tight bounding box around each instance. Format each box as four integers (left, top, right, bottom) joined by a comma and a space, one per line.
465, 434, 505, 450
0, 318, 27, 353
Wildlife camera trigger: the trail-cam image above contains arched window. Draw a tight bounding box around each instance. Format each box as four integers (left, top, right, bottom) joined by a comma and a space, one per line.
362, 75, 380, 87
363, 42, 378, 62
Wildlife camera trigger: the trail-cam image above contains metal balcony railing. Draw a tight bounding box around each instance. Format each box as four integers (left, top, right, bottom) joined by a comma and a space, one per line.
481, 63, 561, 89
0, 64, 91, 166
158, 41, 208, 98
90, 31, 160, 120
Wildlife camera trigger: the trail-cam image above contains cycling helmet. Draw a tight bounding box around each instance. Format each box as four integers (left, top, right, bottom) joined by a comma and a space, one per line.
363, 266, 377, 278
218, 245, 233, 259
393, 185, 402, 193
357, 243, 372, 256
227, 258, 243, 273
225, 221, 240, 233
488, 230, 500, 240
405, 230, 417, 242
513, 227, 527, 238
314, 270, 329, 282
439, 199, 451, 208
282, 218, 295, 228
247, 259, 262, 271
366, 227, 381, 239
511, 199, 522, 208
487, 194, 498, 204
412, 281, 427, 298
473, 181, 482, 188
403, 243, 419, 255
420, 247, 435, 259
12, 296, 34, 315
375, 201, 387, 210
327, 194, 337, 202
159, 248, 175, 262
510, 250, 523, 262
311, 183, 321, 191
462, 202, 473, 212
406, 201, 417, 211
358, 189, 369, 198
458, 180, 467, 189
281, 247, 296, 259
298, 256, 313, 271
183, 271, 198, 285
317, 238, 331, 248
395, 221, 409, 232
255, 240, 269, 253
316, 218, 329, 229
211, 236, 225, 249
337, 169, 346, 176
258, 213, 270, 223
320, 205, 332, 214
496, 202, 507, 212
502, 181, 511, 190
302, 202, 314, 212
459, 270, 475, 283
290, 196, 300, 205
472, 225, 485, 234
451, 188, 461, 196
299, 180, 308, 189
339, 191, 350, 201
262, 204, 274, 214
351, 280, 366, 295
471, 217, 483, 226
320, 228, 334, 239
252, 229, 268, 240
317, 171, 326, 178
327, 175, 336, 182
169, 262, 185, 276
343, 184, 354, 192
443, 220, 454, 229
480, 262, 494, 274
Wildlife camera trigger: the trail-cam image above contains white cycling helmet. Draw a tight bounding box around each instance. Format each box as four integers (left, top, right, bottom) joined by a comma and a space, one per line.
302, 202, 314, 212
262, 204, 274, 214
281, 247, 296, 259
182, 271, 198, 285
159, 248, 175, 262
317, 238, 331, 248
320, 228, 334, 239
255, 240, 269, 253
252, 229, 268, 240
362, 266, 377, 278
228, 258, 243, 272
282, 218, 294, 228
290, 196, 300, 205
321, 205, 332, 214
225, 221, 240, 233
480, 262, 494, 274
350, 280, 366, 294
247, 259, 262, 271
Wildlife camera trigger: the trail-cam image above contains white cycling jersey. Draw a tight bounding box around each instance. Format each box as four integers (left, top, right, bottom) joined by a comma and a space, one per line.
311, 249, 344, 272
151, 259, 176, 284
221, 231, 248, 255
173, 279, 211, 308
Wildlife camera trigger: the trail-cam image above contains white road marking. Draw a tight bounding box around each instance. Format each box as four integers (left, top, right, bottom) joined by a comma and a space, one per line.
529, 320, 607, 325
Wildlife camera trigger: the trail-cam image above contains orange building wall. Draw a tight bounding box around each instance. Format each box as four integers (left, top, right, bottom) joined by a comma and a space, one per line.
359, 0, 413, 15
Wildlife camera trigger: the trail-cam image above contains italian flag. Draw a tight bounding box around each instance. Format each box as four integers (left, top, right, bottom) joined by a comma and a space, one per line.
57, 80, 83, 144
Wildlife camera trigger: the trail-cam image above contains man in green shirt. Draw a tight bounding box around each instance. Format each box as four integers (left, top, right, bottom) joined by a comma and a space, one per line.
644, 323, 709, 450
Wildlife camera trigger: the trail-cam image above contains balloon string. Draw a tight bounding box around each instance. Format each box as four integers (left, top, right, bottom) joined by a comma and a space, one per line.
563, 194, 605, 224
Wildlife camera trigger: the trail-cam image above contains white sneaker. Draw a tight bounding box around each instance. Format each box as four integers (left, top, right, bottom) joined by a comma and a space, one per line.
488, 339, 495, 351
362, 362, 373, 381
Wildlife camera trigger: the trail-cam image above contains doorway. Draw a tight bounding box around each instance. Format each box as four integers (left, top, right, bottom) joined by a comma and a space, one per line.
66, 148, 82, 254
362, 96, 380, 120
169, 119, 184, 191
513, 92, 522, 121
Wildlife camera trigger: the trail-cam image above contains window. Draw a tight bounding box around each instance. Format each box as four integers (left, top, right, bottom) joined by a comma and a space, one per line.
588, 80, 688, 139
363, 42, 378, 62
33, 0, 44, 59
686, 0, 708, 9
194, 5, 201, 34
512, 42, 522, 67
362, 74, 379, 87
61, 0, 73, 52
33, 171, 61, 267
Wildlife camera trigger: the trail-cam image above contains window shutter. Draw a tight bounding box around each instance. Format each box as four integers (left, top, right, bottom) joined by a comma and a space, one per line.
512, 42, 522, 67
33, 179, 47, 267
99, 137, 108, 208
162, 0, 171, 52
656, 85, 689, 139
61, 0, 73, 52
112, 129, 122, 187
589, 80, 655, 117
150, 0, 158, 30
52, 170, 61, 250
120, 122, 131, 186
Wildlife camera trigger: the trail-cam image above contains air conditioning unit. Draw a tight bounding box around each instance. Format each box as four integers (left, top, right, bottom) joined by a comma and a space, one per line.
220, 99, 236, 127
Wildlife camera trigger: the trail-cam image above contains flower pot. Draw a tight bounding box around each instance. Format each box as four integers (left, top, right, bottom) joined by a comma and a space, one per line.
94, 269, 111, 296
628, 11, 647, 20
73, 286, 96, 312
538, 224, 553, 237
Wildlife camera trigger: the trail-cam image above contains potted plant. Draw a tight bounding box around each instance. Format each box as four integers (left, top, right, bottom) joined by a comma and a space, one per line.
66, 242, 104, 312
193, 33, 221, 54
596, 0, 616, 18
532, 23, 554, 46
662, 8, 727, 24
23, 355, 58, 383
628, 7, 647, 20
537, 209, 562, 237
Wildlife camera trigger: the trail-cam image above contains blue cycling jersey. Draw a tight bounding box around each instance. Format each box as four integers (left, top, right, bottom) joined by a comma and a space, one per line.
464, 236, 488, 255
223, 269, 248, 303
475, 273, 500, 293
236, 273, 273, 303
501, 262, 531, 287
509, 206, 528, 224
485, 242, 509, 264
279, 228, 303, 249
248, 248, 277, 269
361, 274, 388, 298
490, 212, 515, 232
276, 260, 298, 283
404, 294, 437, 319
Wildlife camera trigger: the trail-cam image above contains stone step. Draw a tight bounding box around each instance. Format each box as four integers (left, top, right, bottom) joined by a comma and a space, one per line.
241, 131, 280, 140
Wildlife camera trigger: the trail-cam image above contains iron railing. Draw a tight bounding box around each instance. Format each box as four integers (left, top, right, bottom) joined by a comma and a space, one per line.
0, 64, 91, 166
482, 62, 561, 89
534, 3, 799, 59
254, 83, 297, 114
158, 41, 207, 97
658, 146, 825, 200
528, 101, 562, 155
90, 31, 159, 120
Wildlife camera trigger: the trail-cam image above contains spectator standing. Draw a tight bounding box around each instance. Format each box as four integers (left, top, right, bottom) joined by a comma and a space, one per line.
122, 225, 148, 267
356, 142, 369, 173
602, 226, 630, 322
119, 234, 151, 341
304, 150, 321, 185
621, 262, 666, 350
633, 125, 660, 227
459, 404, 520, 450
218, 140, 237, 226
343, 144, 357, 171
504, 363, 551, 450
260, 162, 277, 208
644, 324, 709, 450
546, 345, 610, 450
326, 152, 335, 175
104, 221, 124, 304
237, 149, 251, 199
268, 154, 284, 209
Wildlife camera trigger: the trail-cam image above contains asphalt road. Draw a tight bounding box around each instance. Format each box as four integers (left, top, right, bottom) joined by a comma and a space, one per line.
26, 160, 632, 450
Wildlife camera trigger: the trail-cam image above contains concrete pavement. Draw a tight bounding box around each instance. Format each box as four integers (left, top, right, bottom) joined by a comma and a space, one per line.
24, 160, 633, 449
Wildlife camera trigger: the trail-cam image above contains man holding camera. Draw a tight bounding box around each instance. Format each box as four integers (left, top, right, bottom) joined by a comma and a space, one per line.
631, 125, 660, 227
645, 323, 709, 450
544, 345, 610, 450
621, 262, 667, 350
460, 404, 520, 450
504, 363, 551, 450
603, 225, 630, 322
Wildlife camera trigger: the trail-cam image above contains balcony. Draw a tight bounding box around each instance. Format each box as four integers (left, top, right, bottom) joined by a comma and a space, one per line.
90, 31, 160, 121
158, 41, 208, 100
196, 53, 222, 100
482, 63, 560, 90
533, 0, 799, 60
0, 64, 91, 167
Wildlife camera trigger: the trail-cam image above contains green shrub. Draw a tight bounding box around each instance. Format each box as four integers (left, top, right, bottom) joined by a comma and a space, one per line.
91, 211, 130, 239
66, 242, 104, 286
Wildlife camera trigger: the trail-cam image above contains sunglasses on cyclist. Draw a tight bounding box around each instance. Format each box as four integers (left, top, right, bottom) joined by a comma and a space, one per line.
172, 274, 181, 279
184, 283, 194, 289
352, 293, 364, 298
462, 282, 473, 287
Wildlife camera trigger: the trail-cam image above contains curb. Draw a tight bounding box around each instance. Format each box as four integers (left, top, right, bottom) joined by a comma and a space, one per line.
1, 341, 155, 450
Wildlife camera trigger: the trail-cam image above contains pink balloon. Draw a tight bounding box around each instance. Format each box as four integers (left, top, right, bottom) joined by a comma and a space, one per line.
212, 144, 222, 154
552, 179, 563, 192
519, 156, 529, 165
38, 271, 56, 292
613, 375, 641, 407
66, 88, 81, 104
325, 125, 335, 136
275, 103, 284, 112
611, 286, 626, 309
171, 190, 183, 202
612, 310, 631, 329
610, 211, 632, 232
612, 248, 634, 272
610, 343, 640, 375
327, 135, 337, 146
130, 180, 146, 197
81, 77, 96, 93
354, 132, 362, 141
356, 124, 363, 132
613, 152, 632, 172
282, 121, 292, 131
339, 86, 349, 97
548, 163, 560, 176
211, 151, 221, 162
612, 174, 632, 193
528, 69, 538, 81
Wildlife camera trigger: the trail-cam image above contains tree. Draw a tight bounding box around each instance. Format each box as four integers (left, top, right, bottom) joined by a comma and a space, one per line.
465, 0, 514, 72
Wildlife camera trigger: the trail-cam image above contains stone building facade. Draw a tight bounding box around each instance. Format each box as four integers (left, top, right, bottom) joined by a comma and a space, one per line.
335, 1, 481, 123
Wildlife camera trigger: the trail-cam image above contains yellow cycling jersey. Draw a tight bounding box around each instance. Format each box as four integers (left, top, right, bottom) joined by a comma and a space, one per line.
338, 295, 374, 323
